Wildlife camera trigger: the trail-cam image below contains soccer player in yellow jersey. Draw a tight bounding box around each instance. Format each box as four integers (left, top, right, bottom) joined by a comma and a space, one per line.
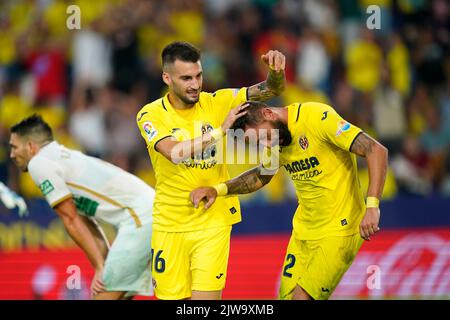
191, 100, 388, 300
136, 41, 286, 300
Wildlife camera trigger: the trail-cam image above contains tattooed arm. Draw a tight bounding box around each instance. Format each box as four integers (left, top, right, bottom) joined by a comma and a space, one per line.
350, 132, 388, 199
350, 132, 388, 241
190, 165, 275, 209
247, 50, 286, 101
225, 165, 275, 195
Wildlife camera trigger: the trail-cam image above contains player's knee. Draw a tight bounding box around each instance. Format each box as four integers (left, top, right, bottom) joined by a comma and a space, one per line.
190, 290, 222, 300
292, 285, 313, 300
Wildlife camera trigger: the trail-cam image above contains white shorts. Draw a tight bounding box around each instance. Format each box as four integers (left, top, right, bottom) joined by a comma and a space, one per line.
102, 222, 153, 296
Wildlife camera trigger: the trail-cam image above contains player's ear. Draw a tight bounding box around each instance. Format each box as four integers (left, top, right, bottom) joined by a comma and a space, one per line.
162, 72, 171, 86
25, 140, 34, 156
261, 108, 276, 120
28, 140, 40, 156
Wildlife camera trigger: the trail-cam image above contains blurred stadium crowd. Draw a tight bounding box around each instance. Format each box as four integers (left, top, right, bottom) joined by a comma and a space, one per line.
0, 0, 449, 203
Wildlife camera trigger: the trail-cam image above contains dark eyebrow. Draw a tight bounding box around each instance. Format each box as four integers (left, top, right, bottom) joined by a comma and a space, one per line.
180, 71, 202, 79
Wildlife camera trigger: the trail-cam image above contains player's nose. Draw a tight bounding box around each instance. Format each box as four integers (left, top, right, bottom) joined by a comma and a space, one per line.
190, 79, 200, 90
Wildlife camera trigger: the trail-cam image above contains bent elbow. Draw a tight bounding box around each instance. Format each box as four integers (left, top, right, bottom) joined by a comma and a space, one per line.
171, 156, 183, 165
159, 149, 183, 165
168, 152, 187, 165
164, 142, 190, 165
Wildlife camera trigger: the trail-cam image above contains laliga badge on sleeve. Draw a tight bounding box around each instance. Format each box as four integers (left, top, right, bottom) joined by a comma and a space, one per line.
336, 120, 351, 137
143, 121, 158, 142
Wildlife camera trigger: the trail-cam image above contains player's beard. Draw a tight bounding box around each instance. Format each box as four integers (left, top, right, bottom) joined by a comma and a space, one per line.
174, 86, 200, 105
12, 158, 28, 172
18, 162, 29, 172
15, 163, 28, 172
273, 120, 292, 146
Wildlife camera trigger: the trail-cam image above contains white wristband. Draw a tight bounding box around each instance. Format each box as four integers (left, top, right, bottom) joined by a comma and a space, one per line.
210, 127, 224, 141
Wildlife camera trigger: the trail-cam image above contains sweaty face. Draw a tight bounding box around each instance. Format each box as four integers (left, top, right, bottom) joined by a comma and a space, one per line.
9, 133, 32, 172
165, 60, 203, 105
247, 120, 292, 148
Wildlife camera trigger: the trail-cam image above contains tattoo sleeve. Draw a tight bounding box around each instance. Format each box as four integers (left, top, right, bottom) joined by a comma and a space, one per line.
350, 132, 388, 199
225, 166, 274, 195
350, 133, 376, 157
247, 70, 285, 101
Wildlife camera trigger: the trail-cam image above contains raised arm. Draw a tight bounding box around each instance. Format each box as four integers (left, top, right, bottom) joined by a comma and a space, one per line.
190, 165, 275, 209
247, 50, 286, 101
350, 132, 388, 241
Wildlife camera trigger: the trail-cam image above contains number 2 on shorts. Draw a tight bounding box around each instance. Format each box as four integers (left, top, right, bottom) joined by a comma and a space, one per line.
282, 254, 296, 278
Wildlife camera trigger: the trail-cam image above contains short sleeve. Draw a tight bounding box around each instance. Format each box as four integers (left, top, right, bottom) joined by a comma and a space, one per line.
136, 106, 174, 151
28, 156, 71, 207
211, 88, 248, 121
307, 103, 362, 151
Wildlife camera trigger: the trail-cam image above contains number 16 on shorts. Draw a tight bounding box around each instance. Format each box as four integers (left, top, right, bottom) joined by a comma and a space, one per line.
151, 249, 166, 273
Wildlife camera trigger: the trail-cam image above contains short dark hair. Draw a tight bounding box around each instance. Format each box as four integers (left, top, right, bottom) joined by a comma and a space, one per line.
230, 101, 269, 131
10, 114, 54, 143
162, 41, 201, 67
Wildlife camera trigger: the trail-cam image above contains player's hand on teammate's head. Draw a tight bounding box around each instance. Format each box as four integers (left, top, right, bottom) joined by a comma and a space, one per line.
221, 103, 250, 132
190, 187, 217, 210
261, 50, 286, 73
359, 208, 381, 241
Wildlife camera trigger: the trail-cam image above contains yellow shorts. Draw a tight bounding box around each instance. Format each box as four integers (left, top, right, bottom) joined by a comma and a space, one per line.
279, 232, 363, 300
151, 226, 232, 300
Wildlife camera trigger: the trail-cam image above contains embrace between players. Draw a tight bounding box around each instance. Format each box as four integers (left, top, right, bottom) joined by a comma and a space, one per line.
9, 41, 387, 300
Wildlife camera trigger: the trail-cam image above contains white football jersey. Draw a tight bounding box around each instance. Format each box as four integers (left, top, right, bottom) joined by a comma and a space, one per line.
28, 141, 153, 228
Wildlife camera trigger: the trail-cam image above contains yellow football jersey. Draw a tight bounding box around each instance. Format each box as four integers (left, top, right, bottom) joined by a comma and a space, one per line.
278, 102, 366, 240
137, 88, 248, 232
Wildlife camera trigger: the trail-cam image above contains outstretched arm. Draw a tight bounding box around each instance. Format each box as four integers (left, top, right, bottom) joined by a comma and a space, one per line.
247, 50, 286, 101
190, 165, 275, 209
350, 132, 388, 241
